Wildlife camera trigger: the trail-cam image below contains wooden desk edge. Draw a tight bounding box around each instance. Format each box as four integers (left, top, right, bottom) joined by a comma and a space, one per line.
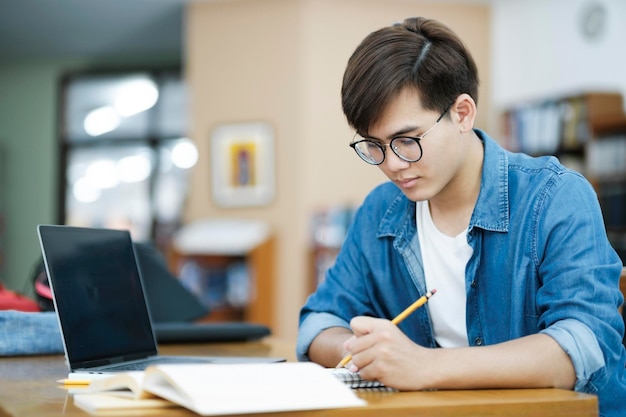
345, 388, 598, 417
0, 341, 600, 417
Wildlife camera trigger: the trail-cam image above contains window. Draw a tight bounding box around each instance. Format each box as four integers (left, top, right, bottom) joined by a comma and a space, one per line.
58, 68, 197, 245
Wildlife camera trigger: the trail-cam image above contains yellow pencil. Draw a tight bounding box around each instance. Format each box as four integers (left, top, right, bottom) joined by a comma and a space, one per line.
57, 379, 92, 386
335, 289, 437, 369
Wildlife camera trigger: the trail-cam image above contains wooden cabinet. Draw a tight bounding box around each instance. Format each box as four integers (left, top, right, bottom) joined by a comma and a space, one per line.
166, 222, 275, 330
503, 91, 626, 263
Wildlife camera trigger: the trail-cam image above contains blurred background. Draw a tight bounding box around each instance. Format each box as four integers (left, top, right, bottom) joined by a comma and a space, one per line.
1, 0, 625, 340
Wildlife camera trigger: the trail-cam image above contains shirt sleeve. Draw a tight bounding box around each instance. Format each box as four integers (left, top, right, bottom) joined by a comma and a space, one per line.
296, 312, 350, 361
534, 170, 623, 394
540, 319, 606, 393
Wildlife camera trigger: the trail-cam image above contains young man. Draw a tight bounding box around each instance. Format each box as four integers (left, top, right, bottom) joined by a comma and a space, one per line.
297, 17, 625, 416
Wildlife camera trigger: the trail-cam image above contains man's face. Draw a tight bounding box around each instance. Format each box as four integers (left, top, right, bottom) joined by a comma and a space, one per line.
367, 88, 465, 203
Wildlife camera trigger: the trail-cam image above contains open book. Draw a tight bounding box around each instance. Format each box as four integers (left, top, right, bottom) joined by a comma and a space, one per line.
73, 362, 365, 415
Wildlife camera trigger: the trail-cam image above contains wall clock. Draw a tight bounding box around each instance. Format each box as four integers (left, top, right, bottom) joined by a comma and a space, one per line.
579, 1, 607, 41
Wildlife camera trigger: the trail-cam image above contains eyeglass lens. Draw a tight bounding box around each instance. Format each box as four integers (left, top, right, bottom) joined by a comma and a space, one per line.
350, 100, 454, 165
353, 137, 422, 165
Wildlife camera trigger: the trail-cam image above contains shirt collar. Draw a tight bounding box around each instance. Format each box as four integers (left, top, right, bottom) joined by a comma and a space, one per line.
470, 129, 510, 233
378, 129, 510, 238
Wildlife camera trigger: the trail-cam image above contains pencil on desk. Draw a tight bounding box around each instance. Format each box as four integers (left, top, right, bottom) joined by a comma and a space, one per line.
57, 379, 92, 386
335, 289, 437, 369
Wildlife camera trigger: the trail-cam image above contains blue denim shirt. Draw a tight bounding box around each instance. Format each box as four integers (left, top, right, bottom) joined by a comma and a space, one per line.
298, 130, 626, 417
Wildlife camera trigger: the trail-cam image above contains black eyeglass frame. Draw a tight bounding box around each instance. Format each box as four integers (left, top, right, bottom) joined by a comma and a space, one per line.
349, 104, 452, 166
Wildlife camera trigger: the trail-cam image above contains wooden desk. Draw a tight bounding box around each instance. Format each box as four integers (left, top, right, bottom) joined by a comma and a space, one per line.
0, 339, 598, 417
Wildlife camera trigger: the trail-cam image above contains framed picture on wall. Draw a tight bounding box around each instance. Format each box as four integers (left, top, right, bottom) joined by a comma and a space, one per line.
210, 122, 275, 207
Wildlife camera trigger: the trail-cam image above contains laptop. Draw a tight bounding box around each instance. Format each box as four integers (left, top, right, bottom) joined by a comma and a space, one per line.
37, 224, 283, 374
133, 242, 271, 343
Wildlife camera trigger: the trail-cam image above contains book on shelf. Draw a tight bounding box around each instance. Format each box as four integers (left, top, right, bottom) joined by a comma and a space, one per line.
72, 362, 366, 415
506, 101, 563, 155
585, 134, 626, 179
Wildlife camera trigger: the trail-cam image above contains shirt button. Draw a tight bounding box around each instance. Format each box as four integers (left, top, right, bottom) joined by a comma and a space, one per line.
471, 280, 477, 288
474, 337, 483, 346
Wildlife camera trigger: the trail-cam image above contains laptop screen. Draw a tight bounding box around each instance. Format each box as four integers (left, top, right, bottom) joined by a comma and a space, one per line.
38, 225, 157, 368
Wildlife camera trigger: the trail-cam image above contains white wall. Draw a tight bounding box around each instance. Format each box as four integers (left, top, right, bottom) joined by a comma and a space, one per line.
491, 0, 626, 114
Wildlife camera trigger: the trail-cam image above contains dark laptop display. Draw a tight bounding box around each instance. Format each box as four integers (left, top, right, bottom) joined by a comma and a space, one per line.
37, 224, 281, 373
40, 226, 156, 368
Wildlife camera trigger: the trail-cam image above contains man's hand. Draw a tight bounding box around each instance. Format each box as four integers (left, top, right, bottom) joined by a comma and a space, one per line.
344, 316, 434, 390
342, 316, 576, 391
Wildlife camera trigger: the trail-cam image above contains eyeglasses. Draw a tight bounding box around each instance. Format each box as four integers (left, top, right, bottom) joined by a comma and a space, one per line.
349, 106, 450, 165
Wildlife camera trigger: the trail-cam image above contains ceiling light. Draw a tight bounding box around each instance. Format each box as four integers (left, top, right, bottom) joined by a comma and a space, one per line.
83, 106, 120, 136
85, 159, 119, 189
171, 139, 198, 169
73, 177, 101, 203
114, 78, 159, 117
118, 154, 152, 183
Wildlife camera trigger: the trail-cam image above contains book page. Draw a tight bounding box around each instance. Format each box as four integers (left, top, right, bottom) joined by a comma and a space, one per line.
84, 371, 151, 400
73, 393, 176, 413
144, 362, 365, 415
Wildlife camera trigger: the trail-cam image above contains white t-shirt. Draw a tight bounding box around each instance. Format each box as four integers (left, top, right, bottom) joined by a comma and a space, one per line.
416, 200, 472, 347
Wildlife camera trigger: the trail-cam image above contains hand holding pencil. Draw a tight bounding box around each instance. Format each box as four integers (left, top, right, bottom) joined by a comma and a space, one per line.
335, 289, 437, 369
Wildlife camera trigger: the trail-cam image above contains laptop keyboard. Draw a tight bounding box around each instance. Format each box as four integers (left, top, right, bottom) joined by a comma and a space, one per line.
104, 356, 212, 371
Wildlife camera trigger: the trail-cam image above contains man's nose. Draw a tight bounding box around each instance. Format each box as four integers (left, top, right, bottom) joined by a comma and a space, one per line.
383, 147, 411, 170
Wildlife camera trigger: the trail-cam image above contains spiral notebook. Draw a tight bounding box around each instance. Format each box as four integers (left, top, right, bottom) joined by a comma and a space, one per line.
330, 368, 390, 389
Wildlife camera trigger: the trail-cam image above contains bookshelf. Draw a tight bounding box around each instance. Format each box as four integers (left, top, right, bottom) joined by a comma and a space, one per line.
166, 219, 275, 329
503, 91, 626, 263
308, 205, 355, 294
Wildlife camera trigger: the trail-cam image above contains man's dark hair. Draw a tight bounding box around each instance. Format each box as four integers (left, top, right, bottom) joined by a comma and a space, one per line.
341, 17, 479, 136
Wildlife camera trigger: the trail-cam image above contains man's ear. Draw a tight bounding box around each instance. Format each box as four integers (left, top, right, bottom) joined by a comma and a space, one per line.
451, 93, 476, 132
